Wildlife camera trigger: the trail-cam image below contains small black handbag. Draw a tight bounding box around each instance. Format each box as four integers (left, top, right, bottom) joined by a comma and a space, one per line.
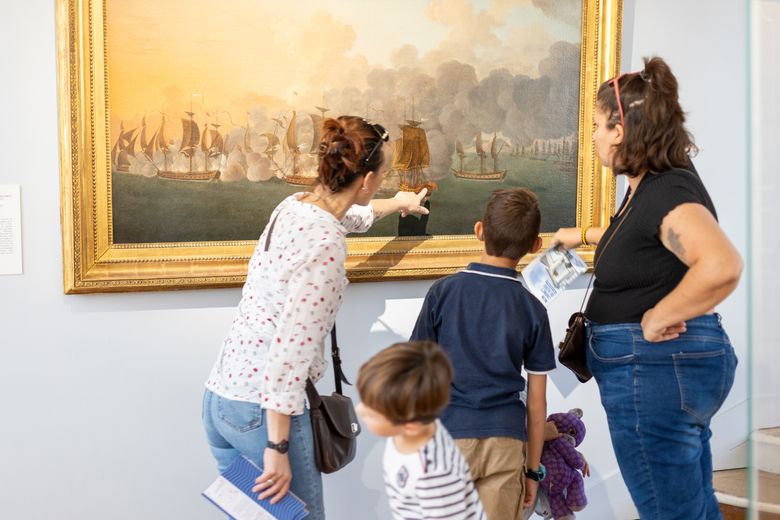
558, 206, 633, 383
558, 311, 591, 382
263, 211, 360, 474
305, 327, 361, 474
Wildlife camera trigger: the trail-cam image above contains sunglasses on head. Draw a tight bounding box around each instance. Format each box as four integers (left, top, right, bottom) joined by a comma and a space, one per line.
362, 122, 389, 167
608, 73, 629, 128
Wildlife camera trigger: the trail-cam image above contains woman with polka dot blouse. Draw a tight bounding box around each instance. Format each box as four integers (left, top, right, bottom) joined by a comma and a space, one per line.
203, 116, 428, 519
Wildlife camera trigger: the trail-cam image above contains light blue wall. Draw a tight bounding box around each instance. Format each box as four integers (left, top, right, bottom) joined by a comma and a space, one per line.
0, 1, 749, 518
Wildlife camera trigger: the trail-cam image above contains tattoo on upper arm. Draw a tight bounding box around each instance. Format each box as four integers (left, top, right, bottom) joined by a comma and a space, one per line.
666, 228, 686, 259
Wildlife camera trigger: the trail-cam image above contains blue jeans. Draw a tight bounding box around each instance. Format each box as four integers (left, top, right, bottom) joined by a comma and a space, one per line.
202, 389, 325, 519
587, 314, 737, 520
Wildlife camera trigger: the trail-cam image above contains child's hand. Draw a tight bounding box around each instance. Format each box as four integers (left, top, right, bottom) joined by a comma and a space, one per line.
523, 477, 539, 509
543, 420, 561, 441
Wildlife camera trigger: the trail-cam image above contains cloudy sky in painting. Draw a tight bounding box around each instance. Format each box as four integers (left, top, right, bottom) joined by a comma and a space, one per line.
108, 0, 580, 127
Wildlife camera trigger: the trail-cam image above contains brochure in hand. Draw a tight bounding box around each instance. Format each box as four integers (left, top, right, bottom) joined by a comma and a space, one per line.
521, 246, 588, 306
203, 455, 309, 520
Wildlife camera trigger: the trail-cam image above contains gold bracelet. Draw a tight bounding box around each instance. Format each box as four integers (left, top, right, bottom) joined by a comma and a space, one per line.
581, 226, 590, 246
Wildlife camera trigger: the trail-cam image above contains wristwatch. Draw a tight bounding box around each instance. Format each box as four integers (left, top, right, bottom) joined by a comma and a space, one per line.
266, 439, 289, 454
525, 464, 546, 482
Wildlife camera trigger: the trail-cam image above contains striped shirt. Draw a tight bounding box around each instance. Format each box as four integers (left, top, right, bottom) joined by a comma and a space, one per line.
383, 421, 486, 520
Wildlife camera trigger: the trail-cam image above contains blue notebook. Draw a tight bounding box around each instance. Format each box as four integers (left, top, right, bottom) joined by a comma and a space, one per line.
202, 455, 309, 520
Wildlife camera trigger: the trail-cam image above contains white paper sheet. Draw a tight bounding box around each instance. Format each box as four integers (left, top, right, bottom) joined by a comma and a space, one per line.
0, 185, 22, 275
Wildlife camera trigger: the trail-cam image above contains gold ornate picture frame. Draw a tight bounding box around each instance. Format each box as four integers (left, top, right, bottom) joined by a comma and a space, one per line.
57, 0, 621, 293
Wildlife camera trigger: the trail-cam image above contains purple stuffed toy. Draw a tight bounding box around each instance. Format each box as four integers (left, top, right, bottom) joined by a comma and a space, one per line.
538, 408, 588, 520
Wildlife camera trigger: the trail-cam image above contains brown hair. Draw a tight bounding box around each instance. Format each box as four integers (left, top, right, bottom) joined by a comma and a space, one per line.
482, 188, 541, 260
357, 341, 452, 424
597, 56, 697, 177
317, 115, 387, 192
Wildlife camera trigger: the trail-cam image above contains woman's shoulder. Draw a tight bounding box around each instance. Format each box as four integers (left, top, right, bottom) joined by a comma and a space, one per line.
645, 166, 705, 187
640, 167, 709, 199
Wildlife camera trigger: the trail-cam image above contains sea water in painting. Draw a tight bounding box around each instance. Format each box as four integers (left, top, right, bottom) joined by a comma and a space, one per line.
107, 0, 582, 243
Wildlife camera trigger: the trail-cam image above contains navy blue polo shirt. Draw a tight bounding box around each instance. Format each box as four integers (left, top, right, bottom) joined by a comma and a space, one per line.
410, 262, 556, 440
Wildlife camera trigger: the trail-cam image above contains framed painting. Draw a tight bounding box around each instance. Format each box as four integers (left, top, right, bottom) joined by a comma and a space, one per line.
57, 0, 621, 293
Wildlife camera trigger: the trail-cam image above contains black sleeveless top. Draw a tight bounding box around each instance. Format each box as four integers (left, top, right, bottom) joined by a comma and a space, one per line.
585, 167, 718, 324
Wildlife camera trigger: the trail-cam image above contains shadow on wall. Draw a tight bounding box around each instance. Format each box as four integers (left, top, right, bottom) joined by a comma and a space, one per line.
316, 282, 414, 518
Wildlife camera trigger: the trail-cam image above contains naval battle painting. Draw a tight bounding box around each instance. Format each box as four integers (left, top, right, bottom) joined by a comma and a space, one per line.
57, 0, 621, 292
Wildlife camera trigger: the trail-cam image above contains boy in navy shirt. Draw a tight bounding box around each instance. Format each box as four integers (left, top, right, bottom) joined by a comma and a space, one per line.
411, 188, 556, 520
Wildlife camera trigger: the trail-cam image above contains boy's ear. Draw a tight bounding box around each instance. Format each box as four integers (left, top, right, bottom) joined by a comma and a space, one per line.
531, 236, 543, 253
474, 221, 484, 241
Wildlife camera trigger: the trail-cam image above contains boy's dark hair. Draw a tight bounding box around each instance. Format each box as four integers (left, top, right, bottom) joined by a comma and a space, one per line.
357, 341, 452, 424
482, 188, 541, 260
597, 56, 697, 177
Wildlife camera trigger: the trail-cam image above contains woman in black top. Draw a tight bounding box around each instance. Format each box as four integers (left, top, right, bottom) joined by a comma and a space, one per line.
554, 57, 741, 520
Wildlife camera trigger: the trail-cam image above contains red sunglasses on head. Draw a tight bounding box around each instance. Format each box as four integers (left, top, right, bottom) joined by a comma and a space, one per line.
608, 73, 628, 128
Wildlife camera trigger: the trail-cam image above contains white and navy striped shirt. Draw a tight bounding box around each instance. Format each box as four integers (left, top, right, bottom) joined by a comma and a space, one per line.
383, 421, 486, 520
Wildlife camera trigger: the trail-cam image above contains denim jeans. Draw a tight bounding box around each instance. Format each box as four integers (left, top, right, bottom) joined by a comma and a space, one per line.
587, 314, 737, 520
202, 389, 325, 519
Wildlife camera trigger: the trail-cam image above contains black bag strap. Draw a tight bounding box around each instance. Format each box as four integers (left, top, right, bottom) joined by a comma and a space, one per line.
263, 212, 280, 252
577, 204, 634, 313
329, 324, 352, 395
263, 209, 350, 400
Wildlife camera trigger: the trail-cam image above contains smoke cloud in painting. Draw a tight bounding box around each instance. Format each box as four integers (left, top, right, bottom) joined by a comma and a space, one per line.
110, 0, 582, 187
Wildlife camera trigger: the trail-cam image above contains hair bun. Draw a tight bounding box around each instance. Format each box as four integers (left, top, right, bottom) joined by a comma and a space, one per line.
316, 115, 386, 192
642, 56, 678, 97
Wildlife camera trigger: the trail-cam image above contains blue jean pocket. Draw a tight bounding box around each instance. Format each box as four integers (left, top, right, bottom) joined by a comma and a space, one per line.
217, 396, 265, 433
673, 349, 736, 423
588, 329, 635, 363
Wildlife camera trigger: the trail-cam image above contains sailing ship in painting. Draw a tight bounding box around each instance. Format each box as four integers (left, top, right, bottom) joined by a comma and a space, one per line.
111, 105, 331, 185
380, 115, 436, 194
157, 112, 222, 181
111, 114, 224, 181
111, 122, 138, 173
278, 108, 324, 186
243, 105, 327, 186
452, 132, 507, 181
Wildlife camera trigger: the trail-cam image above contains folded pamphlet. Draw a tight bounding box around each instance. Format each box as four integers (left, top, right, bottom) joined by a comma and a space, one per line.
203, 455, 309, 520
521, 246, 588, 306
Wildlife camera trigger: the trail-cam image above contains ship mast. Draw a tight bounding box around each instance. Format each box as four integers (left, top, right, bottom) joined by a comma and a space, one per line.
476, 132, 485, 174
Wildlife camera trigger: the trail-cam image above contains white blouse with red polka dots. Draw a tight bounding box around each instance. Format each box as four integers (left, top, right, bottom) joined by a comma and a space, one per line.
206, 194, 374, 415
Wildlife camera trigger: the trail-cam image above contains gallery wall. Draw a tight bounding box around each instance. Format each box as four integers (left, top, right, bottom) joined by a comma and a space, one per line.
0, 1, 748, 519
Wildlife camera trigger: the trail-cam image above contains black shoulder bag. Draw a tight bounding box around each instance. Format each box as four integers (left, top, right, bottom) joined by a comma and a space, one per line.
263, 212, 361, 474
558, 205, 633, 383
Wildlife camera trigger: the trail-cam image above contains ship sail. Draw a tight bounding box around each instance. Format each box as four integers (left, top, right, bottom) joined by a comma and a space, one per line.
262, 133, 280, 155
200, 123, 210, 152
143, 129, 158, 159
475, 132, 485, 157
180, 116, 200, 158
490, 134, 498, 159
392, 126, 430, 171
140, 117, 148, 151
285, 111, 298, 153
208, 128, 224, 157
124, 133, 138, 157
456, 139, 464, 158
309, 113, 323, 154
117, 150, 131, 170
157, 117, 169, 151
